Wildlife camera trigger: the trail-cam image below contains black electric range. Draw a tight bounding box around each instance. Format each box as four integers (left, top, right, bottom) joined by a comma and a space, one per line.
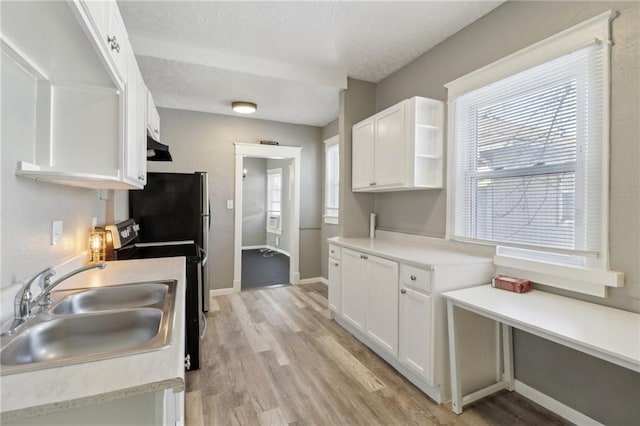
108, 220, 204, 371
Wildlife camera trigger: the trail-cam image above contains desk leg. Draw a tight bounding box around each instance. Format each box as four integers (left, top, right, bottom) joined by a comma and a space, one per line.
447, 300, 463, 414
502, 323, 515, 391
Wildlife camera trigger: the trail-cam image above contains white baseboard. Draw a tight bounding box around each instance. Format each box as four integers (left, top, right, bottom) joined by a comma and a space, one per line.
514, 380, 602, 426
209, 288, 236, 297
296, 277, 327, 285
242, 245, 265, 250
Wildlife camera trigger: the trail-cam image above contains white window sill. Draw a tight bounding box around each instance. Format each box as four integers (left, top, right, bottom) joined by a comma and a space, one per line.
323, 216, 339, 225
494, 255, 624, 298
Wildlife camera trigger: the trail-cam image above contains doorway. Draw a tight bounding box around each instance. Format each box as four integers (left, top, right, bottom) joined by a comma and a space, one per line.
233, 143, 302, 291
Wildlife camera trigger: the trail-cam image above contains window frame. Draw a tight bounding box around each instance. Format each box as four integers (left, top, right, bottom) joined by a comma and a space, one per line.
444, 10, 623, 297
323, 135, 340, 225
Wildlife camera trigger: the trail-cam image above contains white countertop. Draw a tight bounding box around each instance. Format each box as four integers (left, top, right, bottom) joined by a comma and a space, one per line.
329, 234, 492, 268
443, 285, 640, 373
0, 257, 186, 418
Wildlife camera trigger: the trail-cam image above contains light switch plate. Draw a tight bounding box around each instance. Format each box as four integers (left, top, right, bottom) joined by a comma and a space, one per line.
51, 220, 63, 246
226, 200, 233, 210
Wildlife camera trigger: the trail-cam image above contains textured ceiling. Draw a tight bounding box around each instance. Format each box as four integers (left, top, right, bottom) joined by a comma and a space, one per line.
118, 1, 503, 127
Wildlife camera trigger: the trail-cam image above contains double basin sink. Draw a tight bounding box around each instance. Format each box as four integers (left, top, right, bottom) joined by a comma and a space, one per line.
0, 280, 177, 375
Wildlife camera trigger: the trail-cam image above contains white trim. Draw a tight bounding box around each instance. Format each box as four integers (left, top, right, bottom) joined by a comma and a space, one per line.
296, 277, 327, 285
494, 255, 624, 297
234, 143, 302, 292
444, 10, 616, 97
242, 245, 266, 250
323, 135, 339, 147
323, 216, 339, 225
514, 380, 603, 426
209, 288, 236, 297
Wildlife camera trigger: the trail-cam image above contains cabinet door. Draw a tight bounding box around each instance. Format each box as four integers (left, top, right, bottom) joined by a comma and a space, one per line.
124, 49, 139, 185
328, 258, 341, 313
341, 249, 367, 332
352, 119, 375, 190
399, 287, 433, 384
81, 0, 108, 39
105, 2, 128, 82
147, 90, 161, 139
366, 255, 399, 356
374, 103, 405, 187
135, 69, 147, 184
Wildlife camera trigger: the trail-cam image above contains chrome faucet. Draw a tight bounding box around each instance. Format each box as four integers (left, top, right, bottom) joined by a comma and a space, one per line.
33, 262, 107, 308
5, 267, 56, 335
3, 263, 107, 335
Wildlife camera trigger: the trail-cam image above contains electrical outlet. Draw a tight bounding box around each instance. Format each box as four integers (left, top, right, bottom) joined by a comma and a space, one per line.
92, 217, 98, 229
51, 220, 63, 246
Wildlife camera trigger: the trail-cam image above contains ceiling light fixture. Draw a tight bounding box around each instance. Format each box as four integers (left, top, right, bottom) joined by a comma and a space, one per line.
232, 101, 257, 114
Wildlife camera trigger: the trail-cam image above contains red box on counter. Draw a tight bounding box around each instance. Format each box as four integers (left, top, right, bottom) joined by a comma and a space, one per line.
491, 275, 531, 293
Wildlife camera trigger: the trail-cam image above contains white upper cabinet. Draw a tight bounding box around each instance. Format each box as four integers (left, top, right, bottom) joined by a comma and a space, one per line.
147, 90, 161, 140
352, 96, 444, 192
2, 0, 154, 189
123, 49, 147, 188
104, 1, 128, 82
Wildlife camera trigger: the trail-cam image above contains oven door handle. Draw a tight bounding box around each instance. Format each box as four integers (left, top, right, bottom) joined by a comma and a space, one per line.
200, 312, 207, 340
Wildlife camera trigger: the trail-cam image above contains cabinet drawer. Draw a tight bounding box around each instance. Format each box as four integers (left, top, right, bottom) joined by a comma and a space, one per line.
328, 244, 341, 260
400, 264, 430, 293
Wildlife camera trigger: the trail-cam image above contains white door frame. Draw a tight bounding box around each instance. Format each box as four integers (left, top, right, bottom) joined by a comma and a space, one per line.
234, 143, 302, 292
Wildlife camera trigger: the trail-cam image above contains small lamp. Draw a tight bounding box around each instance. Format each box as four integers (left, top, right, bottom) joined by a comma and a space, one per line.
89, 229, 106, 262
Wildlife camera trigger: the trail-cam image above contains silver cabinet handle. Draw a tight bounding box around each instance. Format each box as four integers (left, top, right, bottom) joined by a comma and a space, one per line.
139, 174, 145, 181
410, 275, 417, 281
184, 354, 191, 370
107, 35, 120, 53
330, 250, 335, 254
401, 289, 407, 294
369, 182, 376, 186
334, 262, 339, 267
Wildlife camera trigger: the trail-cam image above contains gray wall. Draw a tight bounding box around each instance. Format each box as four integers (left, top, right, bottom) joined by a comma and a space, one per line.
150, 108, 323, 288
1, 53, 106, 326
241, 158, 267, 247
321, 119, 340, 278
373, 1, 640, 423
339, 78, 376, 238
266, 158, 292, 254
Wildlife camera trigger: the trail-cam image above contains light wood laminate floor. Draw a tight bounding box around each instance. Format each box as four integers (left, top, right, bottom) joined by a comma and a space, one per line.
186, 283, 570, 426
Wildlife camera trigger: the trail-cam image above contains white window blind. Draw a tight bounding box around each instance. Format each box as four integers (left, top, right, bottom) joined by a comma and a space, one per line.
266, 168, 282, 234
324, 137, 339, 224
448, 42, 607, 267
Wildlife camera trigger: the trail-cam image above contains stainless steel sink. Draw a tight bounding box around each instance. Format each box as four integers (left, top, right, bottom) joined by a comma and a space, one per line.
51, 282, 169, 314
0, 280, 177, 375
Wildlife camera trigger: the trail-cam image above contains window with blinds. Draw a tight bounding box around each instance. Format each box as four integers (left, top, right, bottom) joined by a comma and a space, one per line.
266, 168, 282, 234
448, 41, 608, 268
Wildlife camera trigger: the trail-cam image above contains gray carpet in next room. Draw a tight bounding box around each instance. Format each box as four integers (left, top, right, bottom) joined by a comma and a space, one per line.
241, 249, 290, 289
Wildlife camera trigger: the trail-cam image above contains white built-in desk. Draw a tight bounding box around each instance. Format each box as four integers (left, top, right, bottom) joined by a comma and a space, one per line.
442, 285, 640, 414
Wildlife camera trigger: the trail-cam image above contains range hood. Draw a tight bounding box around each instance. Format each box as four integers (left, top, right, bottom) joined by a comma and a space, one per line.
147, 135, 172, 161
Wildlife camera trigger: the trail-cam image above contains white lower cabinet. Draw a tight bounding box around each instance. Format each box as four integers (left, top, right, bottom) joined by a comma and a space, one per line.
365, 256, 398, 357
340, 248, 399, 356
328, 237, 495, 404
328, 257, 341, 313
399, 287, 433, 384
341, 248, 367, 332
